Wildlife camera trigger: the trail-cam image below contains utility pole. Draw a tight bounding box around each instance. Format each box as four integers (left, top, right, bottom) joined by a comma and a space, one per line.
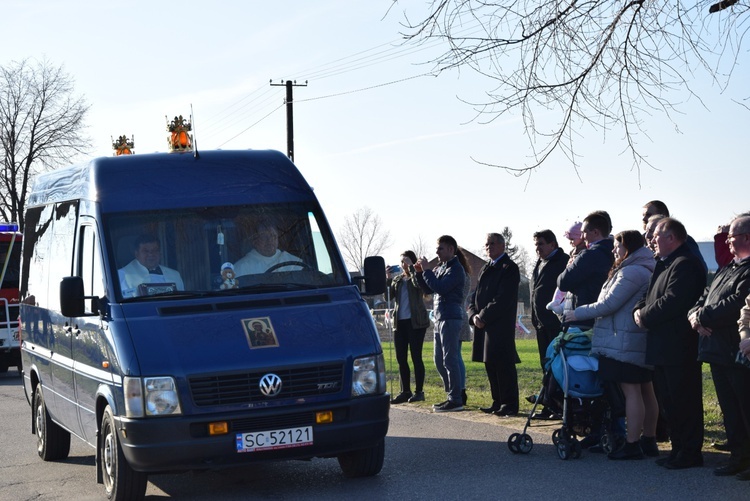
270, 79, 307, 163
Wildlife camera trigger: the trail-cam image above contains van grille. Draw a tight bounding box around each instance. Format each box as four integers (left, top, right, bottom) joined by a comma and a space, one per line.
188, 363, 344, 407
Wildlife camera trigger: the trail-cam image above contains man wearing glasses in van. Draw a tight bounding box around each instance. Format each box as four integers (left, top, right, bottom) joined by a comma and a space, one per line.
118, 234, 185, 298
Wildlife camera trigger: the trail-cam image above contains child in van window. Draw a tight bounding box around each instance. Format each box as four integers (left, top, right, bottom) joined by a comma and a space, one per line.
546, 222, 585, 315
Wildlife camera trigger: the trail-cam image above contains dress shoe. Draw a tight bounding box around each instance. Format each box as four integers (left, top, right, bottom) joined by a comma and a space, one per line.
655, 451, 678, 467
663, 453, 703, 470
608, 441, 644, 460
480, 405, 500, 414
493, 405, 518, 417
711, 441, 731, 452
407, 391, 425, 403
639, 436, 659, 457
390, 391, 412, 404
714, 458, 750, 476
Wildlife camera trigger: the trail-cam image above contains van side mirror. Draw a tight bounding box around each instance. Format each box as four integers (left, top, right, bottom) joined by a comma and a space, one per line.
60, 276, 86, 318
362, 256, 386, 296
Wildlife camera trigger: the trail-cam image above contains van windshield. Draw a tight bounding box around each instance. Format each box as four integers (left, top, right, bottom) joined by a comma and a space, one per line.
106, 203, 348, 300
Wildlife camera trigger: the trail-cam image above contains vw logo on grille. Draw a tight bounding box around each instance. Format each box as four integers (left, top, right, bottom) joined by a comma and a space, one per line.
259, 373, 283, 397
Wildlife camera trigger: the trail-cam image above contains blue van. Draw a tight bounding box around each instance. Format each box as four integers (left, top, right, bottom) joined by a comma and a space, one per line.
19, 150, 389, 500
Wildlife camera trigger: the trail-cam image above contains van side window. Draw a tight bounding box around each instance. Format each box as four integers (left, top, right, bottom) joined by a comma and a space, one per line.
20, 201, 78, 308
77, 224, 105, 313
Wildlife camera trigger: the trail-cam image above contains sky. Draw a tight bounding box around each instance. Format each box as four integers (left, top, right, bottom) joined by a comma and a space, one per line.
3, 1, 749, 271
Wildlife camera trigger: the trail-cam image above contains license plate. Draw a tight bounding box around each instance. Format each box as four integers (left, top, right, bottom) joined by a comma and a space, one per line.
236, 426, 313, 453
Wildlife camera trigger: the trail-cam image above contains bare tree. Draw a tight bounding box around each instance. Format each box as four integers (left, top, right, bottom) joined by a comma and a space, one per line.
399, 1, 749, 178
338, 207, 393, 272
409, 234, 430, 260
0, 59, 90, 229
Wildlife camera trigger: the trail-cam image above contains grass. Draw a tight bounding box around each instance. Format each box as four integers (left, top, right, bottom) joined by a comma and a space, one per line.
382, 338, 725, 445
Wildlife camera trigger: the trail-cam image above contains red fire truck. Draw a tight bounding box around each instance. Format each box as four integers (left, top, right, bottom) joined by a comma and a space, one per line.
0, 223, 21, 373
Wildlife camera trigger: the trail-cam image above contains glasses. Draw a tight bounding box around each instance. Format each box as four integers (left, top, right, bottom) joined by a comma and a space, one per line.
727, 233, 749, 243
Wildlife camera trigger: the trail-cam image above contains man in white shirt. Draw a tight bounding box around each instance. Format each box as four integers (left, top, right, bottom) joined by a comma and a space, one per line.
234, 221, 303, 276
118, 235, 184, 297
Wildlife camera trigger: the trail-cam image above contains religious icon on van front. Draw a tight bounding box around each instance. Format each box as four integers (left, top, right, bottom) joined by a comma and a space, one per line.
242, 317, 278, 349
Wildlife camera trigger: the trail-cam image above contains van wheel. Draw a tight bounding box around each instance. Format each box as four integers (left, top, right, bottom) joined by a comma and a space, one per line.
33, 388, 70, 460
337, 440, 385, 478
100, 406, 147, 501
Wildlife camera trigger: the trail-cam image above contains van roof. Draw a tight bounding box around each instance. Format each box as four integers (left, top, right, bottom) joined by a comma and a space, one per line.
28, 150, 316, 212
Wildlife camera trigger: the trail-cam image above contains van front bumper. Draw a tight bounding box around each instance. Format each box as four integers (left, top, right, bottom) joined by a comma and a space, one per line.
116, 394, 390, 472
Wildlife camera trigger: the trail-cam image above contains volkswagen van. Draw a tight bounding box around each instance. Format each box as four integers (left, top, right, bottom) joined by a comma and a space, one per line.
19, 150, 388, 500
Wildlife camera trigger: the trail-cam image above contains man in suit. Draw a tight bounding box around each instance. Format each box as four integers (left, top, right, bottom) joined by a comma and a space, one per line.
468, 233, 521, 416
688, 215, 750, 477
118, 234, 184, 298
529, 229, 569, 419
634, 218, 707, 470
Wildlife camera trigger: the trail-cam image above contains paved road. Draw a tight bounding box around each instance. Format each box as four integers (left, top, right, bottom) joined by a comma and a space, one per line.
1, 370, 747, 500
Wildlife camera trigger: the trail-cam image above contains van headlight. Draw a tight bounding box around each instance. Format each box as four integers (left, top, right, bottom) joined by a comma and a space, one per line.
124, 376, 182, 417
351, 354, 385, 396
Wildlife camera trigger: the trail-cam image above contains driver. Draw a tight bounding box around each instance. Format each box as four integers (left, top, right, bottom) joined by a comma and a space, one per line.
233, 220, 303, 275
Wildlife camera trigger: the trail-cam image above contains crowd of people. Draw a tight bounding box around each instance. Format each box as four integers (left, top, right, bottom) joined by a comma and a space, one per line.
386, 200, 750, 480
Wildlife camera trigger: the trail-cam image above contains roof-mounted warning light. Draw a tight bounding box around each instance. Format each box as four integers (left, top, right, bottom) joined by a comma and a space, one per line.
167, 115, 193, 153
112, 135, 135, 156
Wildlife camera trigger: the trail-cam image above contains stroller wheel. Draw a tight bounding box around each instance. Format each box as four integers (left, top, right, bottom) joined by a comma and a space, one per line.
507, 433, 521, 453
556, 438, 571, 460
551, 428, 562, 446
518, 434, 533, 454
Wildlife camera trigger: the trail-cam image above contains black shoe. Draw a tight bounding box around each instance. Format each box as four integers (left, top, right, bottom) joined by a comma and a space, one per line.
434, 401, 464, 413
462, 389, 468, 406
580, 435, 601, 449
640, 436, 659, 457
390, 391, 412, 404
608, 441, 645, 460
656, 451, 678, 467
714, 458, 750, 476
407, 391, 425, 403
432, 400, 448, 409
493, 405, 518, 417
480, 405, 500, 414
711, 441, 731, 452
531, 408, 560, 420
526, 394, 538, 404
663, 453, 703, 470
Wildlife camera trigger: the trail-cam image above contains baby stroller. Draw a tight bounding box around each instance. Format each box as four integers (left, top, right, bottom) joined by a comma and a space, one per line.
508, 328, 615, 459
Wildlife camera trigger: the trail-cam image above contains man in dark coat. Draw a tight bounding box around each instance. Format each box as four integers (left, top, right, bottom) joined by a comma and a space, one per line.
688, 215, 750, 477
531, 230, 569, 366
634, 217, 707, 470
557, 211, 614, 330
468, 232, 520, 417
529, 229, 569, 419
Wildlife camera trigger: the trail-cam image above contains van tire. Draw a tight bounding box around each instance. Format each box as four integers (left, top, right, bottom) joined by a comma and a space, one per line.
100, 406, 147, 501
33, 388, 71, 461
337, 439, 385, 478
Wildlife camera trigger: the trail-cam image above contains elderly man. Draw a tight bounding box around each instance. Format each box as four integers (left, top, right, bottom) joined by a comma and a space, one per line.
642, 200, 707, 273
234, 220, 302, 275
634, 218, 707, 470
118, 234, 184, 298
688, 215, 750, 478
469, 233, 521, 417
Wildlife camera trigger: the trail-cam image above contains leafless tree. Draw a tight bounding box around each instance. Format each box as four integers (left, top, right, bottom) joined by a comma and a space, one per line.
409, 234, 430, 260
398, 1, 749, 178
0, 59, 90, 229
338, 207, 393, 272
